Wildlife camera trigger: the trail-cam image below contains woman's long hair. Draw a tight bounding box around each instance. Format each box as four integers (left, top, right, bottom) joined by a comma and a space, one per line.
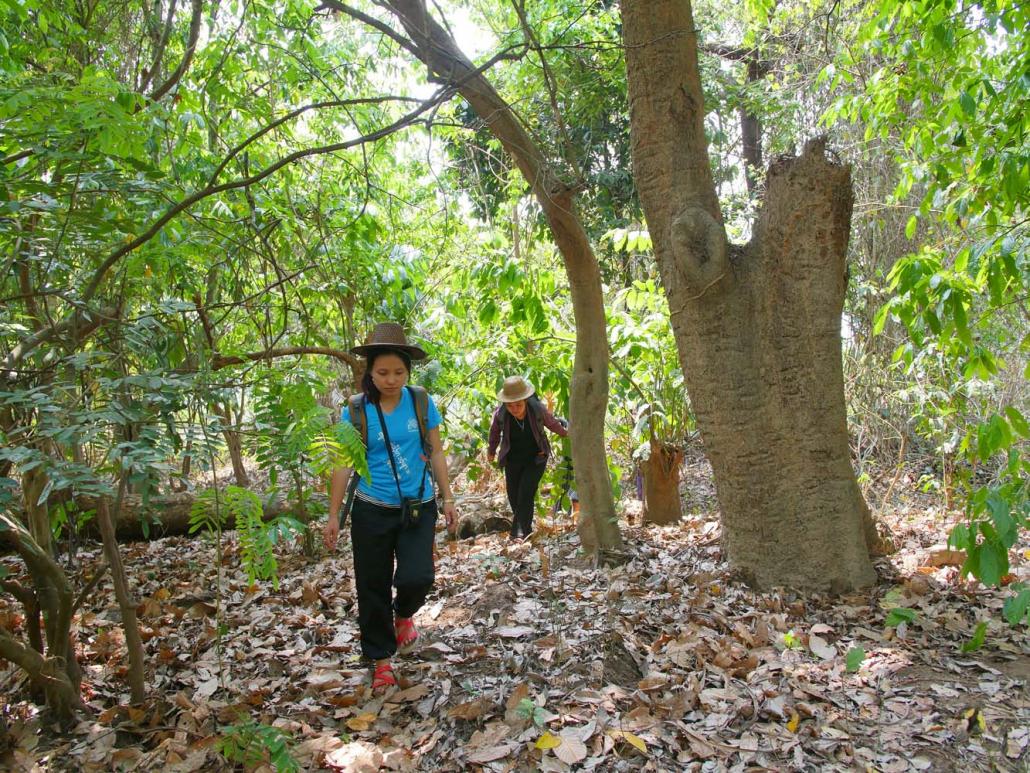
361, 348, 412, 403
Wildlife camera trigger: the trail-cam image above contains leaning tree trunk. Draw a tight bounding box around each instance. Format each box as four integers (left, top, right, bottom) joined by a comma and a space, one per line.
0, 513, 83, 724
96, 481, 146, 703
641, 441, 683, 525
623, 0, 877, 591
377, 0, 621, 555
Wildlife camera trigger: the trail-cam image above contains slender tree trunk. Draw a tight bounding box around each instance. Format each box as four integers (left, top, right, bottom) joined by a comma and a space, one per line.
95, 480, 147, 703
377, 0, 622, 554
623, 0, 877, 591
215, 402, 250, 487
23, 465, 52, 556
740, 56, 766, 196
641, 441, 683, 525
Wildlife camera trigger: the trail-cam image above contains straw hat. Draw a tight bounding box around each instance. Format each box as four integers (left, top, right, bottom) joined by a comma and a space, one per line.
350, 322, 427, 360
497, 375, 535, 403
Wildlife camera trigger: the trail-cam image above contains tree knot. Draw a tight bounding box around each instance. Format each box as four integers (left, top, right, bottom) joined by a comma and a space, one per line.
669, 206, 730, 299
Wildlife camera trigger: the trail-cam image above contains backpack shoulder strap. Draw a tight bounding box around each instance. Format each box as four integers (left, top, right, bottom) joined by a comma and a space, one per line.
347, 393, 367, 447
407, 385, 432, 454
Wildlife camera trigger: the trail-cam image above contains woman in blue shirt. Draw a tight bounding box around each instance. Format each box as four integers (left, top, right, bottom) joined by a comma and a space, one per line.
323, 323, 457, 693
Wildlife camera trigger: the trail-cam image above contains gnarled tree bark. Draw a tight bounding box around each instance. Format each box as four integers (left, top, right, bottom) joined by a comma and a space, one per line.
623, 0, 877, 591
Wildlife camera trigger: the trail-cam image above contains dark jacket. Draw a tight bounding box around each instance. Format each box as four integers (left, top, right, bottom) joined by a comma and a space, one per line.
488, 398, 568, 466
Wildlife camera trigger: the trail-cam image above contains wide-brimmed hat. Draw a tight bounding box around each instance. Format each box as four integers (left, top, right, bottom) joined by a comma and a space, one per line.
350, 322, 427, 360
497, 375, 535, 403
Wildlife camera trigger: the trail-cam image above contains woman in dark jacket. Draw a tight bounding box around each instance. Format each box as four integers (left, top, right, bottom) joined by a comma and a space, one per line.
487, 376, 569, 540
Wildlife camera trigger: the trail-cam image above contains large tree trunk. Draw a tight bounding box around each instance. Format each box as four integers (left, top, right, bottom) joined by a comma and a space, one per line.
376, 0, 622, 555
623, 0, 877, 591
641, 441, 683, 525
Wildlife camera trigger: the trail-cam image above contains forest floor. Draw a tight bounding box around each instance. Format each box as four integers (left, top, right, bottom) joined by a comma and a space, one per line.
1, 461, 1028, 772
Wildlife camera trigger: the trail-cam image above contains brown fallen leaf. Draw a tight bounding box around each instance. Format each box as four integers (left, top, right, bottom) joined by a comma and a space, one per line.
923, 548, 966, 567
555, 731, 588, 764
388, 683, 429, 703
326, 740, 383, 772
466, 744, 515, 763
346, 712, 378, 731
448, 698, 489, 720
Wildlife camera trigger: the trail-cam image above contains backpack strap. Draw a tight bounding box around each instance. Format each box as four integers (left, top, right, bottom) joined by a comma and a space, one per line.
407, 385, 432, 456
347, 393, 367, 448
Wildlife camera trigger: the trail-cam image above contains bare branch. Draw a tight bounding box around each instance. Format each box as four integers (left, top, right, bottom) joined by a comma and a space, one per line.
211, 346, 361, 370
2, 149, 34, 166
2, 305, 118, 377
318, 0, 421, 57
139, 0, 180, 93
205, 96, 420, 189
148, 0, 204, 103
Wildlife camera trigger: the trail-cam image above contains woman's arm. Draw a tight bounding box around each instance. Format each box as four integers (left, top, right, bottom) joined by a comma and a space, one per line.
428, 426, 457, 532
540, 407, 569, 437
323, 466, 353, 551
486, 406, 502, 461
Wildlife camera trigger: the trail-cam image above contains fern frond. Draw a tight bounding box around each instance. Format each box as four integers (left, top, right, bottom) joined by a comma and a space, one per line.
333, 420, 369, 479
190, 488, 228, 535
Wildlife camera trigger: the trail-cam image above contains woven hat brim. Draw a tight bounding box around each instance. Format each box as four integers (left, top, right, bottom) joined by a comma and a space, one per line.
351, 343, 428, 360
498, 385, 535, 402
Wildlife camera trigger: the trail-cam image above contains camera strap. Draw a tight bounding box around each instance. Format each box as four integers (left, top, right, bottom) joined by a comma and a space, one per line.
374, 396, 426, 505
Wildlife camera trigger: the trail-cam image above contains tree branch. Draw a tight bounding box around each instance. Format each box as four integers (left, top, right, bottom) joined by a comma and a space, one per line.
318, 1, 422, 58
2, 305, 118, 378
0, 91, 453, 373
205, 96, 422, 189
211, 346, 360, 370
703, 43, 773, 74
2, 149, 34, 166
148, 0, 203, 103
139, 0, 179, 93
80, 89, 452, 305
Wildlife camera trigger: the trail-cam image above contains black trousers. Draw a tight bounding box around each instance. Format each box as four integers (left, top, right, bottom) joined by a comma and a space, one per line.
349, 498, 437, 660
504, 455, 546, 537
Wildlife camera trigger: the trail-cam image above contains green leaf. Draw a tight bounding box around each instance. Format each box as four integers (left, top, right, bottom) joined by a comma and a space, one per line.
1004, 406, 1029, 438
948, 522, 971, 550
845, 646, 866, 673
976, 542, 1005, 587
1002, 586, 1030, 626
961, 621, 987, 652
905, 215, 918, 239
958, 90, 977, 117
885, 607, 916, 627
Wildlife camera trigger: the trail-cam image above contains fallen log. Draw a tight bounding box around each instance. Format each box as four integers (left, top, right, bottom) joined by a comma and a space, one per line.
66, 492, 327, 541
11, 489, 513, 543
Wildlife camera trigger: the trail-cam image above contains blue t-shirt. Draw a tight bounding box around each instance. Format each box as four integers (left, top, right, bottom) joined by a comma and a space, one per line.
341, 388, 442, 506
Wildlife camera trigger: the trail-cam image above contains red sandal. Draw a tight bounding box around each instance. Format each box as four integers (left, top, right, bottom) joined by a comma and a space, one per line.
395, 616, 420, 653
371, 660, 396, 693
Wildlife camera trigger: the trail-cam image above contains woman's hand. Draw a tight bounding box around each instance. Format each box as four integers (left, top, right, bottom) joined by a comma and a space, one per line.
323, 516, 340, 551
442, 500, 457, 533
